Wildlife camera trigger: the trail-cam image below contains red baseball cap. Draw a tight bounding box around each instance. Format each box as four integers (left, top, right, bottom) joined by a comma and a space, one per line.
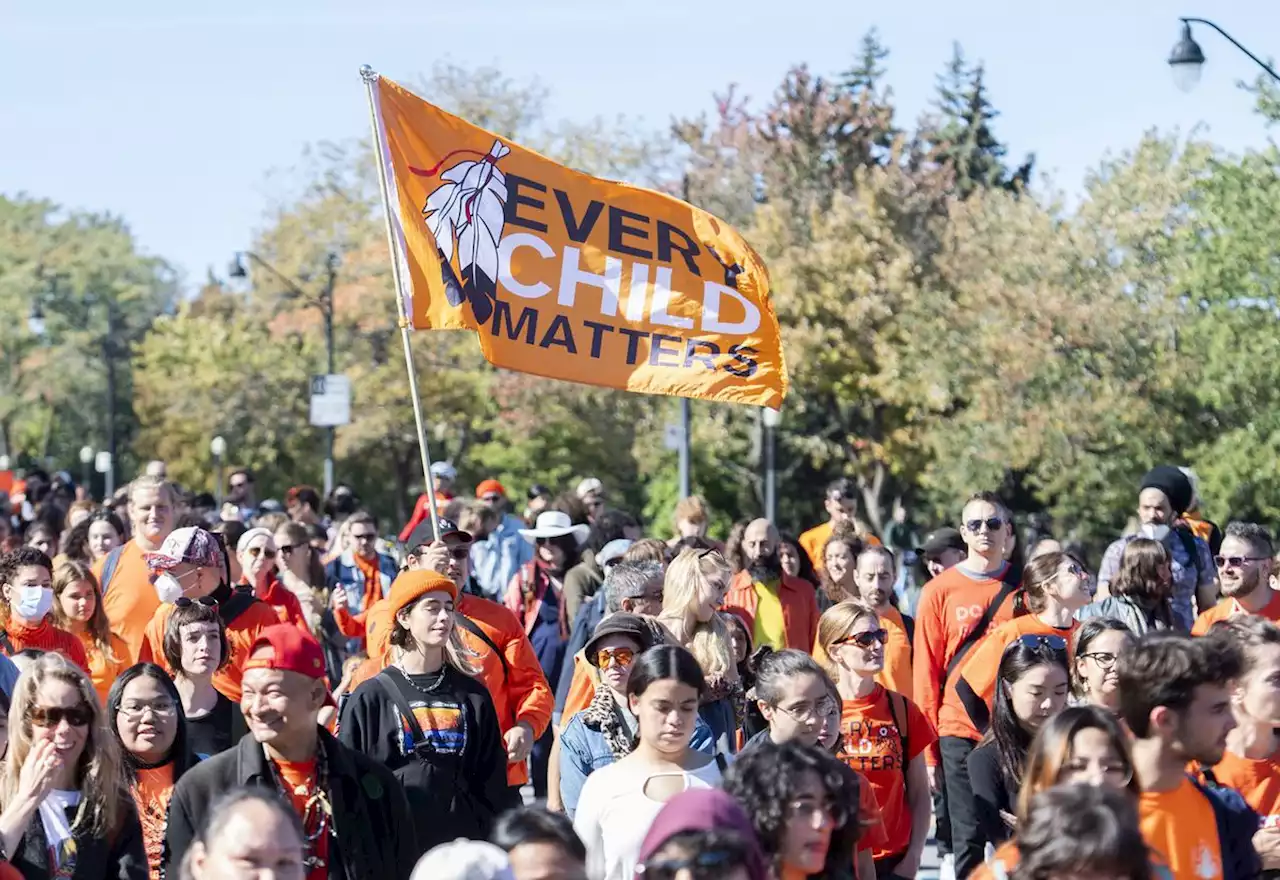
244, 624, 327, 680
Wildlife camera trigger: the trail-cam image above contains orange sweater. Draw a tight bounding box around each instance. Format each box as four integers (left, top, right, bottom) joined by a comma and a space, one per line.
911, 563, 1017, 764
939, 615, 1078, 741
2, 617, 90, 673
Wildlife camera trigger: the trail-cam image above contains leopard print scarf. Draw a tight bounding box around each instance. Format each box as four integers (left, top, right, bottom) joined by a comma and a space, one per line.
581, 685, 636, 760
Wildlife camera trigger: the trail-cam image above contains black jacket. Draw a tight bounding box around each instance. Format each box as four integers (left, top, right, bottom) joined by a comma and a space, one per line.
338, 665, 509, 852
163, 729, 418, 880
9, 795, 146, 880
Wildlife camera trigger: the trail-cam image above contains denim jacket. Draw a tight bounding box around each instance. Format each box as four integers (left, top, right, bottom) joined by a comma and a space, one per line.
471, 514, 535, 601
559, 705, 716, 818
325, 551, 398, 613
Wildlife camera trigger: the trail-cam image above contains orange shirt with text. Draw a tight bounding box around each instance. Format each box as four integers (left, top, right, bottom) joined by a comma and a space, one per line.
1192, 590, 1280, 636
1138, 778, 1223, 880
836, 685, 935, 861
93, 541, 161, 663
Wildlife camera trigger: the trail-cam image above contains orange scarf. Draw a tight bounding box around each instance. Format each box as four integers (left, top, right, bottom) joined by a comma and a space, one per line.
353, 552, 383, 610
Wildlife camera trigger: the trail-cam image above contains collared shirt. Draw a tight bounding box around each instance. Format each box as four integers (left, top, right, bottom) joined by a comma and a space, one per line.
471, 513, 534, 601
1098, 528, 1214, 631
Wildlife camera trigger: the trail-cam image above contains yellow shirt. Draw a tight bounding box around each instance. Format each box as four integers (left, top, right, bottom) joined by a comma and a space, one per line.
752, 580, 787, 651
1138, 778, 1222, 880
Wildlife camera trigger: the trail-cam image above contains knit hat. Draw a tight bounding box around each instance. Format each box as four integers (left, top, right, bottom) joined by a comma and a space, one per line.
1140, 465, 1194, 516
387, 569, 458, 618
635, 789, 768, 880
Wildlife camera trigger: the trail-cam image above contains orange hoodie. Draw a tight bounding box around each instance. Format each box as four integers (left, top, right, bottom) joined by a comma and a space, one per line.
911, 563, 1017, 764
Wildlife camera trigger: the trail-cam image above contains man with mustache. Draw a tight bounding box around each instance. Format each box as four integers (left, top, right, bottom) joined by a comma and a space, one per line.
1192, 522, 1280, 635
723, 518, 820, 652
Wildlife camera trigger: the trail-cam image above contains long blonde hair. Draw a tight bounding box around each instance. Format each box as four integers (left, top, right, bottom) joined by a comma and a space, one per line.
815, 601, 881, 675
3, 653, 127, 836
51, 559, 118, 662
659, 549, 736, 681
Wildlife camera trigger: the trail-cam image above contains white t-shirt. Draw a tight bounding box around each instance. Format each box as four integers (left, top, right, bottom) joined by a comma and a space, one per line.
572, 756, 724, 880
38, 789, 81, 867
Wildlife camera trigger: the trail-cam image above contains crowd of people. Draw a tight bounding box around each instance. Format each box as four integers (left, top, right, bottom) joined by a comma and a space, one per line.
0, 458, 1272, 880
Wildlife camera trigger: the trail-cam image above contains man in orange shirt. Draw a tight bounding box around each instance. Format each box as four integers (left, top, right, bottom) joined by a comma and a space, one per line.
852, 545, 913, 700
93, 475, 175, 662
798, 478, 876, 572
1193, 522, 1280, 635
1119, 633, 1240, 880
406, 517, 553, 804
724, 519, 820, 653
912, 491, 1017, 880
137, 526, 279, 701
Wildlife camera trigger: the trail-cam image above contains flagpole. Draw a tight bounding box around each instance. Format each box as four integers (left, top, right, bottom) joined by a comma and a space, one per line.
360, 64, 442, 540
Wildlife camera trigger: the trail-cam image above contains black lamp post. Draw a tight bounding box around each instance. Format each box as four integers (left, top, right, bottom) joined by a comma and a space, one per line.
1169, 18, 1280, 92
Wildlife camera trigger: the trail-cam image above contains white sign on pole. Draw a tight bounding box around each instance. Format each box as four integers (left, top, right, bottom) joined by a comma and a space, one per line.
663, 424, 682, 451
94, 452, 112, 474
310, 374, 351, 427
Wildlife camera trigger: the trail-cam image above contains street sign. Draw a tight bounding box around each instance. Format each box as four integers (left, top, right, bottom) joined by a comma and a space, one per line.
94, 451, 112, 474
663, 424, 682, 451
310, 374, 351, 427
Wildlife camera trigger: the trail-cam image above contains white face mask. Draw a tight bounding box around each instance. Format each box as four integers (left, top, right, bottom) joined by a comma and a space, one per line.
153, 572, 186, 605
15, 586, 53, 622
1139, 523, 1172, 543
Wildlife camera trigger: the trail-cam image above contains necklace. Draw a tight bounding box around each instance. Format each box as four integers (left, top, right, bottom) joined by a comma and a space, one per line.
265, 748, 334, 872
394, 661, 446, 694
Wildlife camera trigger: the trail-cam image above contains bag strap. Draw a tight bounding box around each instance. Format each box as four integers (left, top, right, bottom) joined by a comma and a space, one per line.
946, 568, 1020, 680
1173, 525, 1205, 580
886, 690, 911, 783
455, 614, 510, 685
219, 588, 257, 626
0, 632, 13, 656
375, 668, 430, 752
99, 545, 125, 596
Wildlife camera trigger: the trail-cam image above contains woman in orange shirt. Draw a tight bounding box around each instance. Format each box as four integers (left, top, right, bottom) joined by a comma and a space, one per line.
51, 559, 131, 705
107, 663, 198, 880
853, 546, 914, 701
1204, 615, 1280, 827
819, 601, 934, 880
819, 526, 865, 612
972, 704, 1142, 879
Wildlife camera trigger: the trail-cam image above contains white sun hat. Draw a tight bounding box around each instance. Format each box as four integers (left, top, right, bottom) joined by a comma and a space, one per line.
519, 510, 591, 546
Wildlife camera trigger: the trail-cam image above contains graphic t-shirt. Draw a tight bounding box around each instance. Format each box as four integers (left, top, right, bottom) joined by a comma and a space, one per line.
1211, 748, 1280, 828
390, 670, 469, 756
1139, 777, 1223, 880
37, 788, 81, 876
274, 758, 329, 880
836, 685, 936, 860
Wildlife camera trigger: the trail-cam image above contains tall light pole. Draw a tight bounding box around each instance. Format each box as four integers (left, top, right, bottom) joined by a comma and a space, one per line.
79, 446, 94, 498
211, 436, 227, 506
1169, 18, 1280, 92
762, 407, 781, 524
230, 251, 341, 494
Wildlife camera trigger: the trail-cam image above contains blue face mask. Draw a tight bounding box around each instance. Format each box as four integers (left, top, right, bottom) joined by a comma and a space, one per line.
14, 586, 53, 622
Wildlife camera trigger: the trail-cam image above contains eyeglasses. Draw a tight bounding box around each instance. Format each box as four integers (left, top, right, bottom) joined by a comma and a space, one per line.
595, 647, 636, 669
786, 797, 847, 827
1081, 651, 1118, 670
29, 704, 93, 728
964, 517, 1005, 533
350, 532, 378, 542
636, 849, 736, 880
1215, 555, 1270, 569
776, 697, 839, 724
118, 700, 177, 720
246, 546, 277, 560
1015, 634, 1068, 652
175, 596, 217, 609
448, 547, 470, 561
835, 629, 888, 649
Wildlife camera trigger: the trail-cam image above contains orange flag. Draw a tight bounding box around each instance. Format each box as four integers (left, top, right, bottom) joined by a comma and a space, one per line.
371, 75, 788, 408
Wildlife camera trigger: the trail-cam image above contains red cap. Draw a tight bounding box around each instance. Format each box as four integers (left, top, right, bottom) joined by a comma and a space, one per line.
475, 479, 506, 499
244, 624, 327, 680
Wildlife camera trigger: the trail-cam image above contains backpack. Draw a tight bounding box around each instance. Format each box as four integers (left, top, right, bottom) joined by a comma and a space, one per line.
885, 689, 911, 783
1194, 770, 1263, 880
1173, 524, 1207, 583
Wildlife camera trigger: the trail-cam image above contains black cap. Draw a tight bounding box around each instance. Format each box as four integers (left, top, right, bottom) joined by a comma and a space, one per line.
405, 517, 473, 551
584, 613, 655, 665
915, 527, 966, 560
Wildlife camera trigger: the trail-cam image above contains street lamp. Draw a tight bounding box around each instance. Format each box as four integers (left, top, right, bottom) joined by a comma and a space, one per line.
230, 250, 341, 494
1169, 18, 1280, 93
762, 407, 782, 524
79, 446, 94, 498
210, 436, 227, 506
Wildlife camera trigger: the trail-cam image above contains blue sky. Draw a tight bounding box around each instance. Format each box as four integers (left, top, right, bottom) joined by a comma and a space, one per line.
3, 0, 1277, 290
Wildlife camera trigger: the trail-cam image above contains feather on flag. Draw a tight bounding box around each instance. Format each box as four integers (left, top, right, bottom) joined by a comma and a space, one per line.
370, 74, 787, 408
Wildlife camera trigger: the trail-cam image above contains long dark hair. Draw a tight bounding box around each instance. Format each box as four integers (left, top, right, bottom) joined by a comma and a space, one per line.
628, 645, 708, 701
983, 638, 1070, 790
1014, 784, 1152, 880
106, 663, 197, 785
722, 740, 860, 880
779, 532, 818, 588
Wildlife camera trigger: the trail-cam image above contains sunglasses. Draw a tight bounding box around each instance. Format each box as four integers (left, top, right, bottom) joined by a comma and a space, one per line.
278, 544, 298, 556
175, 596, 217, 609
636, 849, 736, 880
964, 517, 1005, 533
246, 546, 277, 559
594, 647, 636, 669
29, 704, 93, 728
836, 629, 888, 649
351, 532, 378, 542
1215, 555, 1270, 569
481, 494, 503, 504
1015, 633, 1068, 652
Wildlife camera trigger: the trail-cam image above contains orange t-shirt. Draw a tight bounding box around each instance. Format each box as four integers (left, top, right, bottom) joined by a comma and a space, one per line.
137, 598, 280, 701
1211, 748, 1280, 828
3, 617, 90, 673
938, 615, 1078, 742
799, 521, 882, 571
852, 769, 889, 854
1138, 778, 1224, 880
275, 758, 328, 880
835, 685, 936, 860
132, 763, 175, 880
911, 563, 1017, 764
1192, 590, 1280, 635
94, 540, 162, 664
77, 629, 131, 706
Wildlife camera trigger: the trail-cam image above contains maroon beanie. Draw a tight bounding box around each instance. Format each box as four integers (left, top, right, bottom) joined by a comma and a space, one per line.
634, 789, 768, 880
